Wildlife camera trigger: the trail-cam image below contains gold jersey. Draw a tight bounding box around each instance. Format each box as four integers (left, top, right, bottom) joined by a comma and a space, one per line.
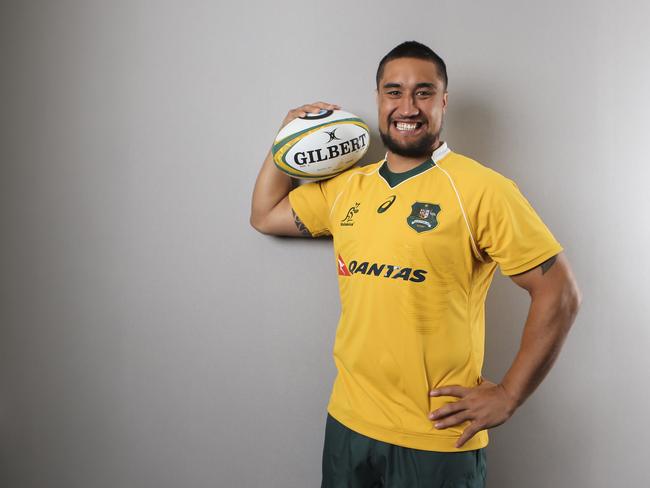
288, 142, 563, 452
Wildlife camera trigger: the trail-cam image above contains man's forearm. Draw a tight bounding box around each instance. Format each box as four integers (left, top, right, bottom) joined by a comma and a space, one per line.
428, 255, 581, 447
499, 289, 581, 410
428, 287, 580, 447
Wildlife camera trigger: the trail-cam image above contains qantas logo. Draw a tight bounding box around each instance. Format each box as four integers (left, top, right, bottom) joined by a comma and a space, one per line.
337, 254, 352, 276
336, 254, 427, 283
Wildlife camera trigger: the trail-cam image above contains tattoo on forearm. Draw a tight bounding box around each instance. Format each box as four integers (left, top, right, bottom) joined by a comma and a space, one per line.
291, 208, 311, 237
540, 255, 558, 274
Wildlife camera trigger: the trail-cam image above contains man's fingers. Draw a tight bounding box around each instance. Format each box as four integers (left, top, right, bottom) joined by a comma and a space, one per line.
428, 401, 465, 420
429, 385, 467, 398
433, 411, 472, 430
312, 101, 341, 109
281, 102, 340, 129
297, 102, 341, 117
455, 423, 482, 448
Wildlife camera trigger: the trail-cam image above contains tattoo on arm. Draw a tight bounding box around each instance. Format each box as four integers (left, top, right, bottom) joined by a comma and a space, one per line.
291, 208, 311, 237
539, 255, 558, 274
514, 255, 558, 276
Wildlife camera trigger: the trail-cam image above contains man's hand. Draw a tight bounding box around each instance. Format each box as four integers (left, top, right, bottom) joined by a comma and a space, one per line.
428, 380, 518, 448
250, 101, 341, 236
279, 102, 341, 130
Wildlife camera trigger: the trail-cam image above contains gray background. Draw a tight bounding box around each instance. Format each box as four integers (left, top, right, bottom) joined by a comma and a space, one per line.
2, 1, 648, 487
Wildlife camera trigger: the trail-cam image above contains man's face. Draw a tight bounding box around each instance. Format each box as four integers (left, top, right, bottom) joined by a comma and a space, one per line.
376, 57, 448, 158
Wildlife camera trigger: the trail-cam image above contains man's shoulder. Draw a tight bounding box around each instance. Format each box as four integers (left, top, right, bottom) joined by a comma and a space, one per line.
315, 159, 383, 187
439, 151, 514, 191
339, 159, 383, 178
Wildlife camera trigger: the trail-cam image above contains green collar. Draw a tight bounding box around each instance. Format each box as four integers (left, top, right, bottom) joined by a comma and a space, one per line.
379, 157, 435, 188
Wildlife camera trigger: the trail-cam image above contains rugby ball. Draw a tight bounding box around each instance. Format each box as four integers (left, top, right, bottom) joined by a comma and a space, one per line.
272, 109, 370, 179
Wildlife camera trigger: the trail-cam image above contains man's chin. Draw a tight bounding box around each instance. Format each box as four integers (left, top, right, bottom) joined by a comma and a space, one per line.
379, 131, 437, 158
389, 146, 432, 158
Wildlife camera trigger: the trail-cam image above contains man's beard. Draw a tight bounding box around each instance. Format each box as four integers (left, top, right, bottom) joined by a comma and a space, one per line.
379, 120, 442, 158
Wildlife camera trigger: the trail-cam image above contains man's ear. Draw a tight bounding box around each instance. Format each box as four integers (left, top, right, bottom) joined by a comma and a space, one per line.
442, 91, 448, 113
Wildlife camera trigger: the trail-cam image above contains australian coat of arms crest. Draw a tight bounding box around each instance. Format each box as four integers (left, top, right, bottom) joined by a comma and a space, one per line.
407, 202, 441, 233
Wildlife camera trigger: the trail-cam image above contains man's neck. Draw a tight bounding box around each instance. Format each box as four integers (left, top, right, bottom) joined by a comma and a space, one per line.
385, 140, 443, 173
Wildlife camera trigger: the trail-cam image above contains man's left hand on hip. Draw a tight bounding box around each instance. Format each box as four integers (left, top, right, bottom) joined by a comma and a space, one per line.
428, 380, 518, 448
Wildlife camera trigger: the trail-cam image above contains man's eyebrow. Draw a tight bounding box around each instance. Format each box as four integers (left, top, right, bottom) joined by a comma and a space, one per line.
382, 82, 437, 90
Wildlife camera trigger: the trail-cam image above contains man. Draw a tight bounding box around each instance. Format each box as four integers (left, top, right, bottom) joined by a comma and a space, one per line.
250, 41, 581, 488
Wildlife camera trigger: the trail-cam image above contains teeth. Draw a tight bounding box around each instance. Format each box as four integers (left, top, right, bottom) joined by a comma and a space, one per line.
396, 122, 419, 131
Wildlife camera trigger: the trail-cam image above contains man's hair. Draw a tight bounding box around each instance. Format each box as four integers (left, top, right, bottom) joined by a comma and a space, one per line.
376, 41, 448, 90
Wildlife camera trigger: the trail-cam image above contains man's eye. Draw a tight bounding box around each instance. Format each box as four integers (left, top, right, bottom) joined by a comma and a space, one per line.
387, 91, 400, 95
417, 91, 432, 96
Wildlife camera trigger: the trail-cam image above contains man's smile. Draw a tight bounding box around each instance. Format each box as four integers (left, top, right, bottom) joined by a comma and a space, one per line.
391, 119, 426, 136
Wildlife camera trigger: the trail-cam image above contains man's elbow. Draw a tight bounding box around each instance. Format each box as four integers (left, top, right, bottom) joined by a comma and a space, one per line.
562, 280, 582, 328
250, 213, 270, 235
570, 282, 583, 316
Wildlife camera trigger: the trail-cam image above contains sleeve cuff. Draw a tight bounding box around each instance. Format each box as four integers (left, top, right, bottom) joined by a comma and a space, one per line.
499, 244, 564, 276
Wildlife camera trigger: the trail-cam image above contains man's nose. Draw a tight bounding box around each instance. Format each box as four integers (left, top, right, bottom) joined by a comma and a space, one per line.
397, 95, 419, 117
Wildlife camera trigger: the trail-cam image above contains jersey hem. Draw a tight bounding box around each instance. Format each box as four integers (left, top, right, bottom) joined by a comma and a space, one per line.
327, 407, 489, 453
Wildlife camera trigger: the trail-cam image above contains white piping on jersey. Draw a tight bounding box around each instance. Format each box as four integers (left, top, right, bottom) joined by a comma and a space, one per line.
435, 161, 486, 263
327, 142, 484, 263
328, 165, 381, 218
379, 141, 484, 262
431, 141, 451, 161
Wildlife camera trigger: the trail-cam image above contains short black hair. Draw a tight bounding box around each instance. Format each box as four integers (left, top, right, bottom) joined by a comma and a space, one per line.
376, 41, 448, 90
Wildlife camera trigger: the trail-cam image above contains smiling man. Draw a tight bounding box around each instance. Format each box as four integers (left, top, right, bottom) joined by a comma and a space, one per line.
251, 41, 581, 488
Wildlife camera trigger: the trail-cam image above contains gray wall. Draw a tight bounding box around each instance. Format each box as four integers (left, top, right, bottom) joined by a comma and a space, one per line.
2, 1, 648, 487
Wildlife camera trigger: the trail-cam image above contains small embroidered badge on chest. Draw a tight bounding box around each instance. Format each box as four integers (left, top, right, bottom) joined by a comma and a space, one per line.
340, 202, 360, 226
407, 202, 441, 233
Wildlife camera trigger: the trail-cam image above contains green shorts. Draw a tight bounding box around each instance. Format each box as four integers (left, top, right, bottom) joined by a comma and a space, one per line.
321, 413, 487, 488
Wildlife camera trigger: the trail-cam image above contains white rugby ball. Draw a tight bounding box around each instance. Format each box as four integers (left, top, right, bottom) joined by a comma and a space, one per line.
272, 109, 370, 179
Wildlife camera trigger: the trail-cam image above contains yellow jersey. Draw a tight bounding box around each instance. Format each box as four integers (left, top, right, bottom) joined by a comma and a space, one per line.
288, 142, 563, 452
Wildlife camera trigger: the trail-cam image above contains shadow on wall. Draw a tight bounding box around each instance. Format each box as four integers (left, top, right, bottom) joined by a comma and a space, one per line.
360, 128, 388, 167
446, 93, 586, 485
484, 274, 589, 486
445, 91, 507, 174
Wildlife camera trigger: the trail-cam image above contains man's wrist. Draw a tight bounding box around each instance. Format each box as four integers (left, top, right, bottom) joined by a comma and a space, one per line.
498, 382, 521, 415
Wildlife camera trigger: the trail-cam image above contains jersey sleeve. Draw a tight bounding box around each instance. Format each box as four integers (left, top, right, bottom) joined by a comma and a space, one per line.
288, 177, 339, 237
473, 174, 564, 275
